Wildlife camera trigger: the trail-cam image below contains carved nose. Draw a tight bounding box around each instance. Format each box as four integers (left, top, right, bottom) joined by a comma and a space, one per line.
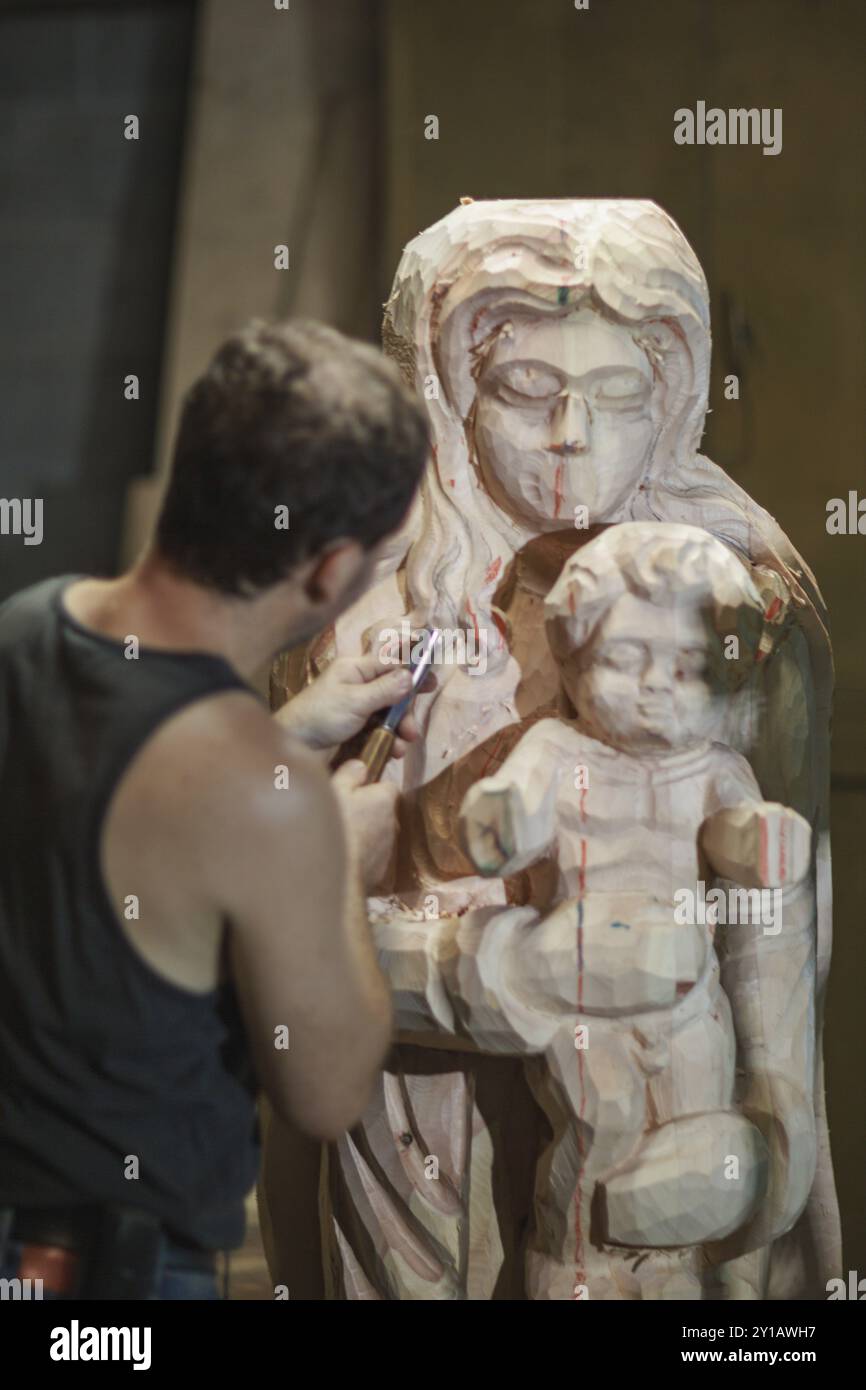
550, 392, 589, 456
641, 661, 673, 695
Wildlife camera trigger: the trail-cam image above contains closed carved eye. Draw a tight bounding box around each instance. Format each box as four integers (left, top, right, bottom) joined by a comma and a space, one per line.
490, 362, 563, 401
674, 647, 709, 679
594, 641, 645, 674
591, 371, 651, 411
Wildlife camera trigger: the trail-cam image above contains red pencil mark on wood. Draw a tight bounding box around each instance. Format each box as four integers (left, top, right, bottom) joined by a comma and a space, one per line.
577, 792, 588, 895
484, 557, 502, 586
478, 729, 510, 778
553, 461, 564, 519
465, 599, 480, 646
574, 793, 588, 1294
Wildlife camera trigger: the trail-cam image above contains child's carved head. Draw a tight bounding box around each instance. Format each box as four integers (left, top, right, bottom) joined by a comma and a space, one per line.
545, 522, 765, 754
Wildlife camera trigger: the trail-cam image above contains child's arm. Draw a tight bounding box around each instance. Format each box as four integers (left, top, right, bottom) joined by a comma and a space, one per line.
700, 749, 817, 1248
712, 879, 817, 1250
700, 748, 811, 888
458, 719, 570, 877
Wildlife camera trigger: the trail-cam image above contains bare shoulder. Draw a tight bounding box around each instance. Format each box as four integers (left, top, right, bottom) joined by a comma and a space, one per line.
515, 717, 582, 757
109, 690, 336, 864
99, 690, 343, 991
706, 739, 762, 805
708, 740, 757, 777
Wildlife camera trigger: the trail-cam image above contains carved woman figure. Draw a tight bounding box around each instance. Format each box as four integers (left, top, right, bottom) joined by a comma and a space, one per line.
266, 199, 838, 1300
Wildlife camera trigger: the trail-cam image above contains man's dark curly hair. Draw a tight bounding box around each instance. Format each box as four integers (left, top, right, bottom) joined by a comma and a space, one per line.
155, 318, 429, 596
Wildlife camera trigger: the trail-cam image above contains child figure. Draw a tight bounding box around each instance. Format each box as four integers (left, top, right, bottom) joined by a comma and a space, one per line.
457, 522, 817, 1300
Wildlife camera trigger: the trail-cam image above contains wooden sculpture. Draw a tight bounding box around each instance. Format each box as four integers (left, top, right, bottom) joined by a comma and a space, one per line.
453, 522, 816, 1298
267, 199, 839, 1299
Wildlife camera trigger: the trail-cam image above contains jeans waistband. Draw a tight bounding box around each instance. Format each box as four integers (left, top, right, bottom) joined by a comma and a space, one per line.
7, 1205, 216, 1272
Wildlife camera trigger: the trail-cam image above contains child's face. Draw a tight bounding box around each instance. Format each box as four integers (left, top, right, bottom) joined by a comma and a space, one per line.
561, 593, 726, 753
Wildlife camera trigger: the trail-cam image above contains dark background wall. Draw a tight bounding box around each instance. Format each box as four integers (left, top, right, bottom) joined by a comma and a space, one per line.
0, 0, 195, 598
0, 0, 863, 1285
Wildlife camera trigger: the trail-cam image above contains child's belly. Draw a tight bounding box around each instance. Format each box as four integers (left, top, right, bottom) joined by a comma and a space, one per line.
516, 892, 711, 1016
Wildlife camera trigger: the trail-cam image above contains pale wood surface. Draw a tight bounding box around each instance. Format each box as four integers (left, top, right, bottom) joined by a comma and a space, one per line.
306, 200, 838, 1299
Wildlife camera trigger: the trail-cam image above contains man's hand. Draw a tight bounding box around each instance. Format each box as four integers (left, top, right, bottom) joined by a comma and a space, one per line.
276, 653, 425, 756
332, 758, 400, 893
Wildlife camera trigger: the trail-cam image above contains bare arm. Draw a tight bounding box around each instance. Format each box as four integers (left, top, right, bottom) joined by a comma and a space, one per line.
219, 732, 393, 1140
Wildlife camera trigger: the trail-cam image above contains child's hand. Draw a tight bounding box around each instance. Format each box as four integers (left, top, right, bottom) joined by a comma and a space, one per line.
459, 726, 562, 877
459, 779, 520, 877
701, 801, 812, 889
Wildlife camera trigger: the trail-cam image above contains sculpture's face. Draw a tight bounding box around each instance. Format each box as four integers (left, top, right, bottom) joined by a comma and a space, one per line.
561, 593, 725, 753
473, 308, 655, 530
